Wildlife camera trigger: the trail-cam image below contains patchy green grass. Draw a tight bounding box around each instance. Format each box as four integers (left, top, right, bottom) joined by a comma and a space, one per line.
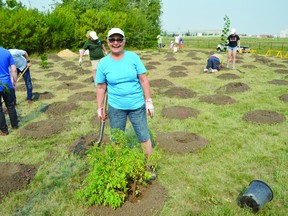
0, 48, 287, 215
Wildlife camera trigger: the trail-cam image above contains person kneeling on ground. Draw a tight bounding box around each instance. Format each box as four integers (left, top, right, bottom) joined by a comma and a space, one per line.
203, 53, 224, 73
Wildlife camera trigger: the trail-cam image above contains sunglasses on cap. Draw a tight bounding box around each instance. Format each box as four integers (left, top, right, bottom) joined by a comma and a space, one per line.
108, 37, 124, 43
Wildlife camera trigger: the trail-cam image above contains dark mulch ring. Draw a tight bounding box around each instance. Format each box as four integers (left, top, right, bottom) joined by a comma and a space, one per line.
18, 117, 69, 139
268, 79, 288, 85
217, 73, 240, 80
33, 91, 55, 101
74, 68, 91, 75
165, 57, 177, 61
42, 102, 78, 116
274, 69, 288, 74
62, 61, 76, 67
285, 75, 288, 79
200, 94, 236, 105
87, 181, 167, 216
168, 71, 188, 77
162, 106, 199, 119
156, 131, 209, 153
242, 64, 257, 69
0, 162, 38, 202
168, 65, 187, 71
150, 79, 174, 88
145, 65, 157, 70
68, 91, 95, 101
279, 94, 288, 103
162, 87, 197, 98
269, 63, 286, 68
216, 82, 250, 94
46, 72, 63, 77
57, 75, 77, 81
242, 110, 286, 124
182, 61, 198, 66
56, 82, 86, 90
186, 52, 198, 57
147, 61, 161, 66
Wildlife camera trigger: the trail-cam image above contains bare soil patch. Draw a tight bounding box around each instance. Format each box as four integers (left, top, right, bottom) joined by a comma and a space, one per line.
217, 73, 240, 80
0, 162, 37, 202
242, 64, 257, 69
168, 71, 188, 77
150, 79, 174, 88
268, 79, 288, 85
56, 82, 86, 90
87, 181, 167, 216
147, 61, 161, 66
162, 87, 197, 98
46, 72, 63, 77
253, 55, 272, 64
162, 106, 199, 119
242, 110, 286, 124
168, 65, 187, 71
274, 69, 288, 74
146, 65, 157, 70
43, 102, 78, 116
156, 132, 209, 153
33, 91, 55, 101
58, 75, 77, 81
200, 94, 236, 105
216, 82, 250, 94
182, 61, 198, 66
18, 117, 69, 139
68, 91, 95, 101
279, 94, 288, 103
269, 63, 286, 68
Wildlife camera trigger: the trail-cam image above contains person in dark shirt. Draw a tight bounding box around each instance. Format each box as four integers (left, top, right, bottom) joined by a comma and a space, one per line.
226, 28, 240, 70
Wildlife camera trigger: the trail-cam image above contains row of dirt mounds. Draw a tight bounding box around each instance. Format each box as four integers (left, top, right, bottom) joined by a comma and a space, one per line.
1, 48, 287, 215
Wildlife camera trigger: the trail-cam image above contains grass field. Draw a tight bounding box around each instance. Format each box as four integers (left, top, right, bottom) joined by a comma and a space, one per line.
0, 47, 287, 215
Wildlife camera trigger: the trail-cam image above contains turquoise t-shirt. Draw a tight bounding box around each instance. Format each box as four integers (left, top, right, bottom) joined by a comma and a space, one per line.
96, 51, 146, 110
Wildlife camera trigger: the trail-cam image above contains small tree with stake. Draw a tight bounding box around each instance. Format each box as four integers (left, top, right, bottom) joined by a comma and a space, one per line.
220, 15, 230, 45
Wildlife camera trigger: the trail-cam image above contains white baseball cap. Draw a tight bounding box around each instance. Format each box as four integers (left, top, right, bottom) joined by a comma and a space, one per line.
89, 31, 98, 40
107, 28, 125, 38
230, 28, 236, 34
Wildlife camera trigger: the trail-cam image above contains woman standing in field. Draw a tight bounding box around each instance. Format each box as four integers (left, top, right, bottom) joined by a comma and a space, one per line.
95, 28, 156, 179
79, 31, 107, 81
226, 28, 240, 70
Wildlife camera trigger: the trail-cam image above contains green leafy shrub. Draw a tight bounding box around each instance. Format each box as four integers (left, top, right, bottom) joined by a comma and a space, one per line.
77, 129, 159, 209
39, 53, 48, 69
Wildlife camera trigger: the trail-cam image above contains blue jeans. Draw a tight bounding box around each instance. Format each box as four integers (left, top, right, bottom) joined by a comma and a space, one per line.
0, 89, 18, 133
206, 56, 220, 71
12, 67, 33, 103
108, 104, 150, 142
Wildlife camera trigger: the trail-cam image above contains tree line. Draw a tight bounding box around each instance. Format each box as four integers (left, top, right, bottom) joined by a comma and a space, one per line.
0, 0, 162, 54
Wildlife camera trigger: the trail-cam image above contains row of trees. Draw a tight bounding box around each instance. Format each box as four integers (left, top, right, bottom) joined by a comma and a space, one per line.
0, 0, 162, 54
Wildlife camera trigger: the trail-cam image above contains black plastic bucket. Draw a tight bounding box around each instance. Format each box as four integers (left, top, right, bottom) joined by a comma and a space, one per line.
238, 180, 273, 212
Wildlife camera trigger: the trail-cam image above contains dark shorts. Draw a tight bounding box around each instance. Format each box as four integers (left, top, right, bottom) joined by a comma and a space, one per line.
206, 56, 220, 71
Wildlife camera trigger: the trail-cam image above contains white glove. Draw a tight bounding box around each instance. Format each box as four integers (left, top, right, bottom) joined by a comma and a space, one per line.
145, 98, 154, 118
79, 57, 82, 66
98, 107, 105, 120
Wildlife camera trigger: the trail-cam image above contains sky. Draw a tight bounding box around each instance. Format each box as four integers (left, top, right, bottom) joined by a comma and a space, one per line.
20, 0, 288, 36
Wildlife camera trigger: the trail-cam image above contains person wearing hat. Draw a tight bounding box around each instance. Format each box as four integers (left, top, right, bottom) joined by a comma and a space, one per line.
79, 31, 107, 81
226, 28, 240, 70
157, 33, 163, 52
95, 28, 155, 179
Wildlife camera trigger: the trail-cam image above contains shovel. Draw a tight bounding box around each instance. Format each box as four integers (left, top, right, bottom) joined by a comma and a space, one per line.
95, 91, 108, 146
16, 66, 29, 82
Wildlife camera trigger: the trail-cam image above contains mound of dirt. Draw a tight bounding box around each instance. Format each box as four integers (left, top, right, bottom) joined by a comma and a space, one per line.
162, 87, 197, 98
216, 82, 250, 94
150, 79, 174, 88
268, 79, 288, 85
217, 73, 240, 80
156, 132, 209, 153
33, 91, 55, 101
43, 102, 78, 116
57, 49, 78, 58
162, 106, 199, 119
242, 110, 286, 124
68, 91, 95, 101
168, 65, 187, 71
279, 94, 288, 103
200, 94, 236, 105
0, 162, 37, 202
168, 71, 187, 77
18, 117, 69, 139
